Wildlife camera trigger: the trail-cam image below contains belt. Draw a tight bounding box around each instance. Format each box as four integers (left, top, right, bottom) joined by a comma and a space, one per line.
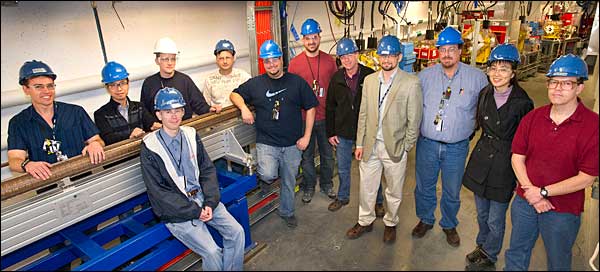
187, 189, 199, 197
423, 136, 450, 145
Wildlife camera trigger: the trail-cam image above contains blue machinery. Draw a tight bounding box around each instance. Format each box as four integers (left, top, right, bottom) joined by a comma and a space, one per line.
1, 118, 275, 271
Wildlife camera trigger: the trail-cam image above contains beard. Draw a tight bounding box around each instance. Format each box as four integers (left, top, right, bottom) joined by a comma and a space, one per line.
305, 45, 319, 53
381, 63, 398, 71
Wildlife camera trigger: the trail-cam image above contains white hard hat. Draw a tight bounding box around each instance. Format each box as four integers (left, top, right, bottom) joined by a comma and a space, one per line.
154, 37, 179, 54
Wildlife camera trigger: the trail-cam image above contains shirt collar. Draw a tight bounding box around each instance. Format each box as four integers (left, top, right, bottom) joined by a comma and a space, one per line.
543, 98, 585, 123
378, 68, 398, 85
159, 128, 182, 146
436, 62, 463, 80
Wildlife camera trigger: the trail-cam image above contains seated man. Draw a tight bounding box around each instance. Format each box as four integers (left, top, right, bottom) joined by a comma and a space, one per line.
140, 87, 245, 271
8, 60, 105, 182
94, 61, 160, 145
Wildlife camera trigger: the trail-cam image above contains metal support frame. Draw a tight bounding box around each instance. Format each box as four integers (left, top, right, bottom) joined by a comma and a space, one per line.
1, 119, 255, 257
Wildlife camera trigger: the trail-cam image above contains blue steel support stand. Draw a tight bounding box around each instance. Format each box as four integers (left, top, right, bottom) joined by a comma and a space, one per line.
1, 170, 257, 271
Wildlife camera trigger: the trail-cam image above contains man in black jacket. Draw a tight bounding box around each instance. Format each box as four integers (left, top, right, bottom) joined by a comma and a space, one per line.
325, 38, 384, 213
140, 87, 244, 271
94, 61, 161, 145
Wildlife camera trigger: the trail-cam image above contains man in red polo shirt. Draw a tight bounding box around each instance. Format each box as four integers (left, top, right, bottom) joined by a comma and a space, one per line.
504, 54, 599, 271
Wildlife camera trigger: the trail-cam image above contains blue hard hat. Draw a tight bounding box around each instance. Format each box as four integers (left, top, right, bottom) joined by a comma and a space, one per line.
154, 87, 186, 111
259, 40, 283, 59
214, 39, 236, 56
546, 54, 588, 80
101, 61, 129, 84
377, 35, 401, 55
336, 38, 359, 56
436, 26, 464, 47
19, 60, 57, 85
488, 43, 520, 65
300, 18, 322, 35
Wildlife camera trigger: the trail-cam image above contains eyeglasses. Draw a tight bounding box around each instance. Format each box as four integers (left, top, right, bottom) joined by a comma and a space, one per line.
107, 80, 129, 90
486, 67, 512, 75
438, 47, 459, 54
379, 54, 399, 59
547, 79, 579, 90
29, 83, 56, 91
158, 57, 177, 63
263, 58, 281, 65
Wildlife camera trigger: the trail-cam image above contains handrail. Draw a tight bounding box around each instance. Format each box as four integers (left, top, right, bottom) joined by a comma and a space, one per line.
1, 106, 244, 201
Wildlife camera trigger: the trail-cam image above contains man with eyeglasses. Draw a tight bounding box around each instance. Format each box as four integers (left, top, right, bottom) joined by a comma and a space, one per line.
202, 40, 251, 114
412, 27, 488, 247
140, 87, 245, 271
8, 60, 106, 182
345, 35, 422, 244
141, 37, 211, 123
504, 54, 598, 271
94, 61, 161, 145
230, 40, 318, 228
288, 18, 338, 203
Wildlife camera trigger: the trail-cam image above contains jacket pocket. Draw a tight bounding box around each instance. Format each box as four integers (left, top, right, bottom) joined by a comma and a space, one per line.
464, 141, 496, 184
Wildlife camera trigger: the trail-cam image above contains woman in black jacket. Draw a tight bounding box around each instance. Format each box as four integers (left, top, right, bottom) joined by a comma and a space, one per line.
462, 44, 534, 271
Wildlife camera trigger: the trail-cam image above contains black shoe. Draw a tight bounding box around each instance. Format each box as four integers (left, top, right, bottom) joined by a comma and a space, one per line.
466, 245, 484, 263
302, 190, 314, 203
465, 255, 495, 271
280, 215, 298, 228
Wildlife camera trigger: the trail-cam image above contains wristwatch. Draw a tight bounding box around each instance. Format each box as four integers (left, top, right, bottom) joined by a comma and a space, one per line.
540, 186, 549, 199
21, 158, 30, 172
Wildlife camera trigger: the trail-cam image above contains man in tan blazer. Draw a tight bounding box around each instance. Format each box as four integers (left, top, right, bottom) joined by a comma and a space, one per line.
345, 35, 423, 244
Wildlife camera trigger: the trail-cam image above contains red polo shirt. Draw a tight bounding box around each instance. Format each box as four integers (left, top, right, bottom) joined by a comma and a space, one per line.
512, 102, 599, 215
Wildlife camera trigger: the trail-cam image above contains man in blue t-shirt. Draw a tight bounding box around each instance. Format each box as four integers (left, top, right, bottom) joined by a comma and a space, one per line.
230, 40, 318, 228
8, 60, 105, 181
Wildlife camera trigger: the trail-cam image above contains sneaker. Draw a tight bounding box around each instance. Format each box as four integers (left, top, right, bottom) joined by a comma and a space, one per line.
321, 187, 337, 199
328, 198, 349, 211
302, 190, 314, 203
465, 255, 495, 271
466, 245, 484, 263
280, 215, 298, 228
375, 203, 385, 218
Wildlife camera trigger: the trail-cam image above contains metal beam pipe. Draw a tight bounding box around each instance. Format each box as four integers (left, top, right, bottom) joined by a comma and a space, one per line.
1, 107, 244, 201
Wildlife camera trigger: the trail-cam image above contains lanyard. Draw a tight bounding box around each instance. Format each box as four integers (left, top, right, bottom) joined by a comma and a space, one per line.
158, 130, 183, 172
378, 81, 393, 110
305, 52, 320, 89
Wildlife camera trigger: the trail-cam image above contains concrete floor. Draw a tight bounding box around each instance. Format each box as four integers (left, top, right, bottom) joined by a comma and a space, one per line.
244, 72, 599, 271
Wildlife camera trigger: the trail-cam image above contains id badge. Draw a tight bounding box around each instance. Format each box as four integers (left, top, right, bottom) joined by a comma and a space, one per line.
319, 87, 324, 97
435, 119, 443, 131
272, 100, 280, 121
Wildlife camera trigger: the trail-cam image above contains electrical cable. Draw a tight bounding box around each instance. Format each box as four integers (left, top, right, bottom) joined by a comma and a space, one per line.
325, 1, 338, 54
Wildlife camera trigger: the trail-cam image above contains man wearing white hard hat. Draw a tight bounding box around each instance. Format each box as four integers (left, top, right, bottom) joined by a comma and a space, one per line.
141, 37, 212, 123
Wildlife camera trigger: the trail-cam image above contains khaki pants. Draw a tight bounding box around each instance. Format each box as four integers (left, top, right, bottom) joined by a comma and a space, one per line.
358, 140, 408, 227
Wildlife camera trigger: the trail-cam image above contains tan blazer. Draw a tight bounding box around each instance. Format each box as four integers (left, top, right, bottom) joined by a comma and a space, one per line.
356, 69, 423, 163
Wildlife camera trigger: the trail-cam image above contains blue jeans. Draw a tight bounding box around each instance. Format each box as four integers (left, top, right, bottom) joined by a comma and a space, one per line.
504, 196, 581, 271
414, 136, 469, 228
335, 137, 383, 203
256, 143, 302, 217
474, 194, 510, 262
301, 120, 334, 192
166, 202, 245, 271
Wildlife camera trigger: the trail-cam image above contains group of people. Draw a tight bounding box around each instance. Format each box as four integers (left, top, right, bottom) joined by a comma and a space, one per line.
6, 17, 598, 271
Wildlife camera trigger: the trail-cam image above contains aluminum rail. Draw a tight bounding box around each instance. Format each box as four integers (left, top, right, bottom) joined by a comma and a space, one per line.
1, 106, 245, 201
